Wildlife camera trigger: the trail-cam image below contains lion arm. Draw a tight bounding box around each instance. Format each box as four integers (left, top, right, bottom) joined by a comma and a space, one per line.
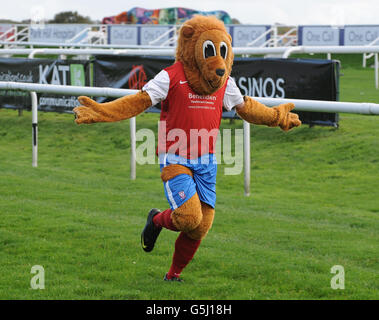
235, 96, 301, 132
73, 91, 152, 124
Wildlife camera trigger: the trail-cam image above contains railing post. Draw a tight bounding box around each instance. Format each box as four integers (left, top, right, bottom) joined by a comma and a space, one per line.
375, 53, 378, 89
31, 91, 38, 167
273, 25, 278, 47
130, 117, 136, 180
243, 120, 250, 196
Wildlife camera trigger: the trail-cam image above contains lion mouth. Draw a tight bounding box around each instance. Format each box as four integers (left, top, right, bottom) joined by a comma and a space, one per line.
207, 79, 216, 88
206, 79, 221, 90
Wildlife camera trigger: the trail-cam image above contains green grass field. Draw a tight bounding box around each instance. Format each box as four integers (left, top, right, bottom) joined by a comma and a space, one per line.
0, 54, 378, 300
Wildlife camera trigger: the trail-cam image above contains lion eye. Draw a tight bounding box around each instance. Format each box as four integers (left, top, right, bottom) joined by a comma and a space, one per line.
203, 40, 216, 59
220, 42, 228, 59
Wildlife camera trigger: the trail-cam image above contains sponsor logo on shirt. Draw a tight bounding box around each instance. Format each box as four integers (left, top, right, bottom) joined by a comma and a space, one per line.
188, 93, 217, 101
187, 92, 217, 110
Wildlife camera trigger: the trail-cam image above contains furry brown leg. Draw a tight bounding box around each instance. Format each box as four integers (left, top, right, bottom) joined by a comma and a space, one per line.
187, 202, 215, 240
171, 193, 203, 233
160, 165, 202, 233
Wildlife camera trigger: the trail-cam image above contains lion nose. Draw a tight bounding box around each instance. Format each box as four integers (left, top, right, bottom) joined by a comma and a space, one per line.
216, 69, 225, 77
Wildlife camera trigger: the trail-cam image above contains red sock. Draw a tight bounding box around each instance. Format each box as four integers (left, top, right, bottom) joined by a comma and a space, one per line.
166, 232, 201, 279
153, 209, 178, 231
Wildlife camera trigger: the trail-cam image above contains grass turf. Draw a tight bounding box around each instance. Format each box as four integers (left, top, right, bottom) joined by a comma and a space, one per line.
0, 54, 378, 299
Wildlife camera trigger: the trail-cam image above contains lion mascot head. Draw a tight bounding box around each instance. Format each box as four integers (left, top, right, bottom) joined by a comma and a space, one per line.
175, 15, 234, 96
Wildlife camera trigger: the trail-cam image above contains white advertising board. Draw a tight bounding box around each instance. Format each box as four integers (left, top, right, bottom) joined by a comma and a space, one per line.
299, 26, 340, 46
29, 24, 89, 43
232, 25, 269, 47
140, 26, 171, 46
108, 25, 138, 45
344, 25, 379, 45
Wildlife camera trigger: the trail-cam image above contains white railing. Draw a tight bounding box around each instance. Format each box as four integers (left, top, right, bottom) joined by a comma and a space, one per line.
0, 45, 377, 89
66, 27, 91, 44
65, 25, 107, 45
0, 25, 16, 41
275, 27, 298, 47
362, 36, 379, 71
1, 81, 377, 114
0, 45, 376, 57
1, 23, 285, 48
90, 25, 108, 45
0, 81, 378, 196
246, 26, 274, 47
17, 26, 30, 42
0, 82, 137, 177
0, 25, 28, 48
1, 45, 378, 58
0, 43, 378, 87
246, 26, 298, 48
3, 23, 379, 50
0, 40, 174, 49
148, 25, 179, 46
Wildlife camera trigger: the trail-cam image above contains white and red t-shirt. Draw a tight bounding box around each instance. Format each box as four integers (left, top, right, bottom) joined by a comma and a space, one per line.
142, 61, 243, 159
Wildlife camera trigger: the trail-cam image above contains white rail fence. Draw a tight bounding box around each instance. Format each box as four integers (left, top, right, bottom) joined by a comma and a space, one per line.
248, 26, 298, 48
0, 41, 173, 49
362, 36, 379, 73
1, 23, 379, 51
1, 44, 379, 56
65, 25, 108, 45
148, 26, 180, 47
1, 23, 288, 48
1, 45, 379, 57
1, 81, 379, 196
0, 45, 378, 88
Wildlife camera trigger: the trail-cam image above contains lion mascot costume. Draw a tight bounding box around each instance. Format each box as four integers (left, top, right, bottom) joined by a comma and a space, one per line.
73, 16, 301, 282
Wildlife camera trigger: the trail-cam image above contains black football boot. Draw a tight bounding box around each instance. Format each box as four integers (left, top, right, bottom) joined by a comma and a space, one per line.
141, 208, 162, 252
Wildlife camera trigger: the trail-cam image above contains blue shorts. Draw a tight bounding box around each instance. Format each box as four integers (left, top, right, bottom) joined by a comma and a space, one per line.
159, 153, 217, 210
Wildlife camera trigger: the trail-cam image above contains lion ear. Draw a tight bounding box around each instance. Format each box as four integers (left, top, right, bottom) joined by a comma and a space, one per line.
227, 33, 232, 43
181, 25, 195, 39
